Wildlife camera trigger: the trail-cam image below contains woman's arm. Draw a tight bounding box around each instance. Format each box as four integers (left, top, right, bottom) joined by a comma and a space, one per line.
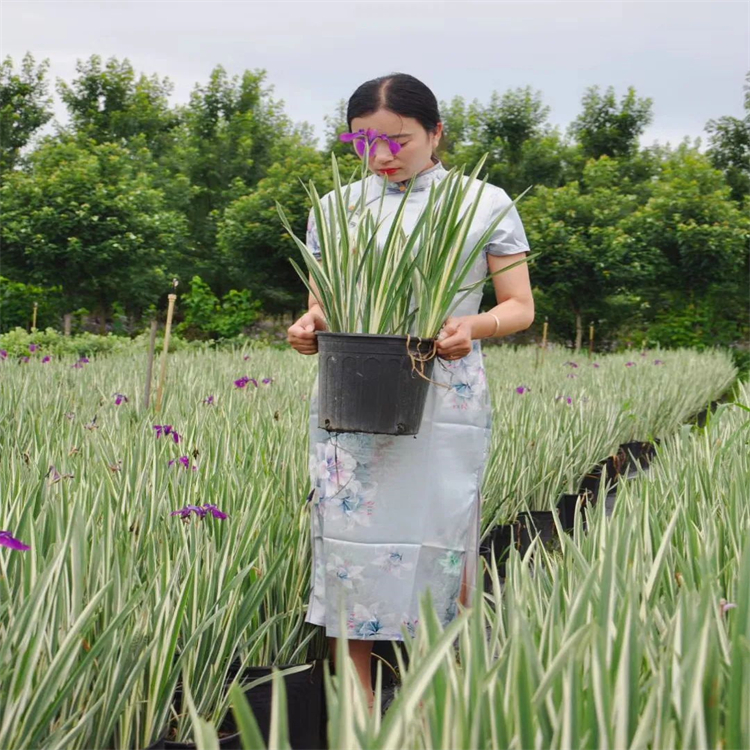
435, 251, 535, 359
469, 251, 535, 339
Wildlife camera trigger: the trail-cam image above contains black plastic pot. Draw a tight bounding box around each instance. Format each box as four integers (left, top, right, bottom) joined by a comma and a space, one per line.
164, 728, 239, 750
370, 640, 409, 690
223, 658, 324, 750
317, 332, 436, 435
578, 465, 605, 499
556, 492, 591, 532
516, 511, 558, 555
142, 732, 167, 750
479, 524, 515, 585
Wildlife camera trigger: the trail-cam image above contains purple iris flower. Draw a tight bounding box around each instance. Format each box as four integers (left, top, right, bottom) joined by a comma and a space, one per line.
235, 376, 258, 388
625, 361, 636, 367
555, 396, 573, 405
154, 424, 180, 443
72, 362, 84, 369
114, 393, 128, 405
0, 531, 30, 551
592, 362, 600, 368
243, 355, 251, 361
29, 344, 38, 353
262, 377, 273, 385
566, 373, 578, 378
79, 357, 90, 364
0, 350, 7, 359
565, 361, 579, 368
203, 504, 228, 519
42, 355, 51, 363
171, 503, 227, 519
654, 359, 664, 365
168, 455, 191, 469
722, 602, 737, 614
515, 386, 530, 394
339, 128, 403, 158
203, 395, 215, 405
21, 356, 29, 363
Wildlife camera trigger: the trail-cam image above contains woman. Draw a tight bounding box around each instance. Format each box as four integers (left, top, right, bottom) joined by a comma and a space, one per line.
287, 73, 535, 711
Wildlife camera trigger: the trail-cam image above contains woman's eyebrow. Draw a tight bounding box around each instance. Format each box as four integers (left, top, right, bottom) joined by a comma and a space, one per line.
387, 133, 412, 138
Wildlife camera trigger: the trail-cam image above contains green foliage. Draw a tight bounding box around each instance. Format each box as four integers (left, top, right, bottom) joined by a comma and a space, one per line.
0, 276, 64, 333
705, 71, 750, 203
0, 135, 189, 317
0, 325, 192, 358
0, 52, 53, 175
1, 53, 746, 347
175, 275, 261, 340
218, 148, 361, 312
569, 85, 653, 159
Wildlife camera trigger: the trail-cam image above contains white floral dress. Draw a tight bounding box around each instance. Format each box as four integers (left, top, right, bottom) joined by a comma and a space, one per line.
304, 157, 530, 640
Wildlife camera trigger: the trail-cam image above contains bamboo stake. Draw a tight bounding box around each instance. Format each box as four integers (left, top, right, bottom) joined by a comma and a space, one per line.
31, 302, 38, 332
155, 288, 178, 414
540, 317, 549, 365
144, 319, 158, 409
588, 322, 595, 357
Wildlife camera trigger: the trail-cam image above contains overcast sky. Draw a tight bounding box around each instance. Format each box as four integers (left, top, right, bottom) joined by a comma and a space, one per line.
3, 0, 748, 152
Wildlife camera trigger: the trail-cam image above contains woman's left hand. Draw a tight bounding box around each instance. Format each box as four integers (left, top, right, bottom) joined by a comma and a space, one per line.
436, 316, 474, 360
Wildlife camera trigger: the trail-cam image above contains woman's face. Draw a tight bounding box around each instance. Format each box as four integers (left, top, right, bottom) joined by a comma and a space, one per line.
349, 109, 442, 181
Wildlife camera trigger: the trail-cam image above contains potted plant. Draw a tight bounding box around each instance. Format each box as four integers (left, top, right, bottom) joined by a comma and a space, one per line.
276, 146, 535, 435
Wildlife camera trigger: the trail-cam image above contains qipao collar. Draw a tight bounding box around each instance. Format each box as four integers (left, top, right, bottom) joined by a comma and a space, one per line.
371, 156, 448, 195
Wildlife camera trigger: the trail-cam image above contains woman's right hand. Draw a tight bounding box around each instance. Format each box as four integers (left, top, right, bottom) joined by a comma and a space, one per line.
287, 309, 328, 355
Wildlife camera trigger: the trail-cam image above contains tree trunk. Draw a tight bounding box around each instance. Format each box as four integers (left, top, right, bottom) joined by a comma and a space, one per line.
63, 313, 72, 336
574, 311, 583, 353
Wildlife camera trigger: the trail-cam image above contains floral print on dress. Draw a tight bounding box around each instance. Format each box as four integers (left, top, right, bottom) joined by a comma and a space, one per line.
438, 549, 465, 576
326, 554, 365, 589
401, 615, 420, 638
372, 546, 414, 578
438, 342, 487, 411
324, 480, 376, 529
310, 433, 381, 529
347, 602, 399, 638
311, 440, 357, 498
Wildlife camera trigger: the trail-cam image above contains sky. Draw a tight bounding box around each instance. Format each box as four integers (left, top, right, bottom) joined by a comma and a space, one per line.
3, 0, 748, 152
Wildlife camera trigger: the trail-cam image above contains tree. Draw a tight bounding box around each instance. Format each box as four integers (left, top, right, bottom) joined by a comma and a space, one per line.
444, 87, 570, 196
0, 135, 188, 325
56, 54, 180, 158
616, 146, 749, 347
321, 98, 351, 158
162, 65, 301, 290
217, 148, 361, 313
520, 157, 643, 349
0, 53, 54, 177
569, 85, 653, 160
705, 71, 750, 204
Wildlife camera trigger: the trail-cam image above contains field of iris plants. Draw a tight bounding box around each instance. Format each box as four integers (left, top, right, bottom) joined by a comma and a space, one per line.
1, 340, 747, 749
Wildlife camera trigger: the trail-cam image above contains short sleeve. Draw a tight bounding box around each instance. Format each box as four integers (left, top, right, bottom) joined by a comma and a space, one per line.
484, 188, 531, 257
306, 207, 322, 260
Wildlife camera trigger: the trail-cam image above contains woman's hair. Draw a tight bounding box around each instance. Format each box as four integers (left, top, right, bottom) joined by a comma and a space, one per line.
346, 73, 442, 146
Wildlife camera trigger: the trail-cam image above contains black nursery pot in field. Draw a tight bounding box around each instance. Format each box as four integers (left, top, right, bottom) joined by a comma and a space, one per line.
142, 733, 167, 750
223, 659, 325, 750
479, 524, 516, 585
557, 492, 592, 532
317, 332, 436, 435
516, 511, 558, 554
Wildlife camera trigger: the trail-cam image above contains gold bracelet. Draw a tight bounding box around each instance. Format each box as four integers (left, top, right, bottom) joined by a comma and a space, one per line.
486, 312, 501, 337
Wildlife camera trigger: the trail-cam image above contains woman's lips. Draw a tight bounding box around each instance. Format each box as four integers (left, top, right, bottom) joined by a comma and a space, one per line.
380, 168, 399, 174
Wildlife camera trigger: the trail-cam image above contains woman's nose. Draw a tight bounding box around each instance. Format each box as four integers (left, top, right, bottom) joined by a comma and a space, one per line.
369, 139, 394, 164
